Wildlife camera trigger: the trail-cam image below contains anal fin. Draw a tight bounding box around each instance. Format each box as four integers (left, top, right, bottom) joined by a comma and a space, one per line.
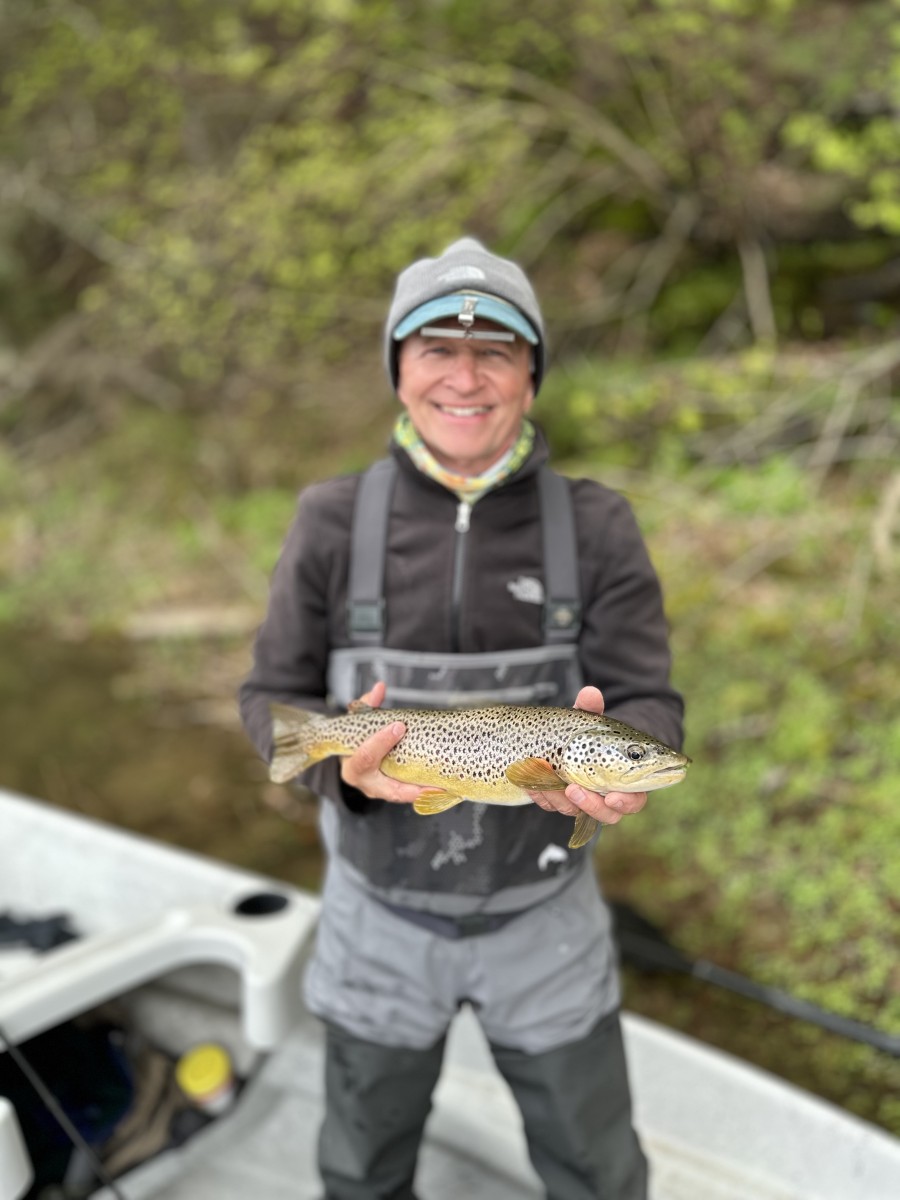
568, 811, 600, 850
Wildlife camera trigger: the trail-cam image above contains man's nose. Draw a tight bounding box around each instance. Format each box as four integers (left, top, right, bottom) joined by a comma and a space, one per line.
446, 351, 481, 391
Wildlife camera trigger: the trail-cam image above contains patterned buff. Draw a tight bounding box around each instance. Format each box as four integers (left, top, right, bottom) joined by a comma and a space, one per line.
392, 412, 535, 504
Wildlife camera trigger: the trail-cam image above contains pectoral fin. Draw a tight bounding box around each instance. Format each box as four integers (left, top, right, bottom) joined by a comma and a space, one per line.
568, 812, 600, 850
414, 789, 466, 816
506, 757, 567, 791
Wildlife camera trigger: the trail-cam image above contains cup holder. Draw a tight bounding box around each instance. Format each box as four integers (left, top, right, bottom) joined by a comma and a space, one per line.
232, 891, 291, 918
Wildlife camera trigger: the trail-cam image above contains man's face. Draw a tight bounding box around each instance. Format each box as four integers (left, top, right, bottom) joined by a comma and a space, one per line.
396, 317, 535, 477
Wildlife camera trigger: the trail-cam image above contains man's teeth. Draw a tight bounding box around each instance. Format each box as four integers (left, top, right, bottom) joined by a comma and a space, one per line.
437, 405, 491, 416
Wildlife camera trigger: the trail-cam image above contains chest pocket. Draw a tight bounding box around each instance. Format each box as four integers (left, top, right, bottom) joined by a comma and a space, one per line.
327, 458, 584, 710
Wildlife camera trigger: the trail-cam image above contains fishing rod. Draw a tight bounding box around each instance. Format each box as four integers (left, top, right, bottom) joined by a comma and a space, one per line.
0, 1019, 129, 1200
609, 900, 900, 1057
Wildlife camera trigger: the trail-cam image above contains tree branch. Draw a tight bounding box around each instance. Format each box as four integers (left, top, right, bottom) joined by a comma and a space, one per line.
501, 65, 670, 197
615, 195, 701, 351
737, 237, 777, 345
513, 168, 623, 264
0, 168, 137, 268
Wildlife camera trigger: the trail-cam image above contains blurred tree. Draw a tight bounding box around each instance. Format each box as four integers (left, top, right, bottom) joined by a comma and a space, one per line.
0, 0, 897, 421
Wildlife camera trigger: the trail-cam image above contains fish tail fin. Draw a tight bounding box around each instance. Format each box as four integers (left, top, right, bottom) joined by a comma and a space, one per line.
269, 703, 328, 784
568, 811, 600, 850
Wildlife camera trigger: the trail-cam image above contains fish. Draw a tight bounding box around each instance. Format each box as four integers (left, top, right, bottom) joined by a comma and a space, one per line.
268, 701, 690, 850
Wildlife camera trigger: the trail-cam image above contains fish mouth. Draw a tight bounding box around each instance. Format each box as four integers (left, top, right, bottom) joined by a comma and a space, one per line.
614, 763, 689, 791
644, 764, 689, 787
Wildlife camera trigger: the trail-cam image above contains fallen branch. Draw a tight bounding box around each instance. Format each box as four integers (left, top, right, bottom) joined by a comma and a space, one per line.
718, 533, 797, 595
806, 377, 861, 491
840, 545, 873, 640
872, 472, 900, 574
122, 605, 262, 641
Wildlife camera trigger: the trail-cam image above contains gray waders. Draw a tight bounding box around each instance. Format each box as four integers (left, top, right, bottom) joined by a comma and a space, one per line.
319, 1011, 646, 1200
316, 457, 648, 1199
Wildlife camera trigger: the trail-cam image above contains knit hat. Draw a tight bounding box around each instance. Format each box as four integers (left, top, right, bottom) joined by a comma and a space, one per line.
385, 237, 546, 392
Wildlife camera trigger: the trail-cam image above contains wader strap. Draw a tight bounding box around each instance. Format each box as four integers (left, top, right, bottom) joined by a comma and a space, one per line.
346, 458, 581, 646
347, 457, 397, 644
538, 467, 582, 643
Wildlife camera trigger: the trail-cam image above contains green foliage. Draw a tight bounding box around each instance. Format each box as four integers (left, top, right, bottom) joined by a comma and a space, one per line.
784, 0, 900, 234
1, 0, 898, 399
573, 346, 899, 1130
213, 488, 300, 575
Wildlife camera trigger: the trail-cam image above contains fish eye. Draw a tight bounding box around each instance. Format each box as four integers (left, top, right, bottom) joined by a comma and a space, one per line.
626, 744, 645, 762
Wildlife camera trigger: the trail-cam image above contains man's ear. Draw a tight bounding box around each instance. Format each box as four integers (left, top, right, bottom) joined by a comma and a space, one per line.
395, 340, 412, 409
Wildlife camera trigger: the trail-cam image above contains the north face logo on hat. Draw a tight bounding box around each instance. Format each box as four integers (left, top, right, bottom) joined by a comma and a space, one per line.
437, 265, 487, 284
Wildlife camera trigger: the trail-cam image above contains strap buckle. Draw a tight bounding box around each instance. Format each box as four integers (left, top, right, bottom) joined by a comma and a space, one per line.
544, 600, 582, 636
348, 600, 385, 636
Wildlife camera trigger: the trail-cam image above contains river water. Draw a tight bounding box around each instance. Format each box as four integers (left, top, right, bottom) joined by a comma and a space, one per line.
1, 626, 894, 1134
0, 625, 324, 890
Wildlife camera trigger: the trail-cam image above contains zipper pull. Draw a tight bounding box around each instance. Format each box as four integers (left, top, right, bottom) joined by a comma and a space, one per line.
455, 500, 471, 533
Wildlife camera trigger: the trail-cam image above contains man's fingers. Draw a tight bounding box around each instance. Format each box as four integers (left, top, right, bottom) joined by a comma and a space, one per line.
528, 791, 583, 817
346, 721, 406, 777
573, 685, 604, 715
382, 780, 429, 805
341, 720, 425, 804
358, 680, 387, 708
569, 785, 648, 825
529, 784, 648, 826
599, 789, 647, 816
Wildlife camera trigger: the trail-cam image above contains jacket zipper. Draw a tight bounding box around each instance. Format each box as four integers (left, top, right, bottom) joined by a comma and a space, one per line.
450, 500, 471, 652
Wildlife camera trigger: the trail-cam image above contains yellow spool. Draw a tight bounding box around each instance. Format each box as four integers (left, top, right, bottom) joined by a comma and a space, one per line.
175, 1043, 235, 1113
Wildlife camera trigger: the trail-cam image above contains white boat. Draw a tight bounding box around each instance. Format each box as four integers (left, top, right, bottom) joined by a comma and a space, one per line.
1, 786, 898, 1200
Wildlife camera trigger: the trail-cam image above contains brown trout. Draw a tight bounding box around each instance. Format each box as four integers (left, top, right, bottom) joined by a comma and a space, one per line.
269, 702, 690, 850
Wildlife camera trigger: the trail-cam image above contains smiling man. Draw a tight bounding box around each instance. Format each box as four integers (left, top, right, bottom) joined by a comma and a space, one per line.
239, 238, 685, 1200
395, 315, 535, 476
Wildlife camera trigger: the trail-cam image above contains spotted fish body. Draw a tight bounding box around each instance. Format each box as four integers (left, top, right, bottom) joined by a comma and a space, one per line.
269, 702, 690, 850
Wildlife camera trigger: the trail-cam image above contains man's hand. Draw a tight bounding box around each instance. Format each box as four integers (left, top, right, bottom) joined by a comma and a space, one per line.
339, 681, 424, 804
527, 685, 649, 826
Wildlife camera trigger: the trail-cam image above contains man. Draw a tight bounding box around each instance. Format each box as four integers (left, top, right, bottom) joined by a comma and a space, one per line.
239, 237, 684, 1200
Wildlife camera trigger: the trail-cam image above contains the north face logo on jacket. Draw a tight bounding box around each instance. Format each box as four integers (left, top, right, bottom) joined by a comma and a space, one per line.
507, 575, 544, 605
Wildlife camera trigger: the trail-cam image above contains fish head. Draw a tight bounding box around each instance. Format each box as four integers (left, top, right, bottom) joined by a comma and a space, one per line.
562, 723, 690, 795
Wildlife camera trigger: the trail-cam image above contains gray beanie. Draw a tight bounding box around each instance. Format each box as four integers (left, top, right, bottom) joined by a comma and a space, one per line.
384, 237, 546, 393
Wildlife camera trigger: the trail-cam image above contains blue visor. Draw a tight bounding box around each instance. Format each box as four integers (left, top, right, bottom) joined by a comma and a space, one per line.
393, 292, 539, 345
